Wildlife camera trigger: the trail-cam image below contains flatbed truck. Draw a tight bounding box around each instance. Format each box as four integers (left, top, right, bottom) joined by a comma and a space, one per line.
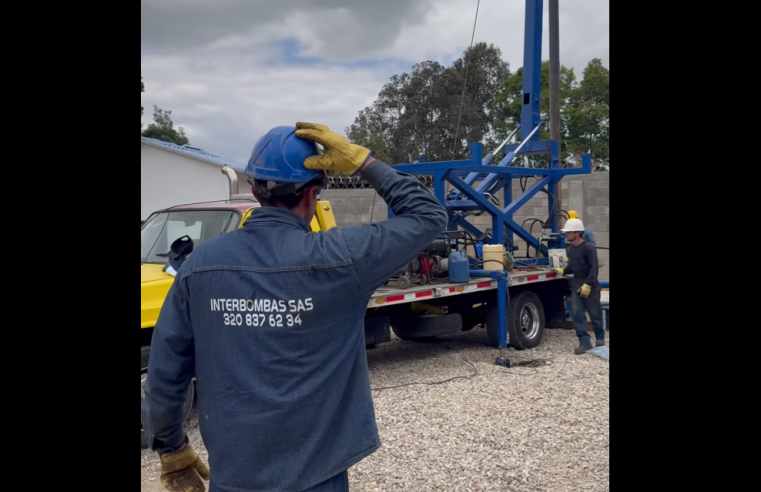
141, 0, 593, 445
140, 173, 571, 446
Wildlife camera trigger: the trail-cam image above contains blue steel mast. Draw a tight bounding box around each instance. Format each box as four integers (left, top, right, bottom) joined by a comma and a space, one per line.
389, 0, 592, 362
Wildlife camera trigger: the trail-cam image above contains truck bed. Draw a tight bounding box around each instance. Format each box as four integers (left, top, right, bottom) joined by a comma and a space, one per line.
367, 267, 561, 308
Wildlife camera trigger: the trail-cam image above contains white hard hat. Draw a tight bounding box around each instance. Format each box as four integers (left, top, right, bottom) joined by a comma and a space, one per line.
561, 218, 585, 232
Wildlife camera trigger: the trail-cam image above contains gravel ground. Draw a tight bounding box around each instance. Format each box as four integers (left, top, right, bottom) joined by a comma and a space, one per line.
141, 327, 609, 492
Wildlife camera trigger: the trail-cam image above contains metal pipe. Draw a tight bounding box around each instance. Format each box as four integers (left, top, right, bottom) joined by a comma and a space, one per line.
502, 123, 542, 158
492, 127, 519, 157
221, 165, 238, 200
469, 269, 507, 278
475, 123, 543, 195
495, 276, 510, 366
549, 0, 560, 162
448, 123, 528, 201
451, 126, 521, 200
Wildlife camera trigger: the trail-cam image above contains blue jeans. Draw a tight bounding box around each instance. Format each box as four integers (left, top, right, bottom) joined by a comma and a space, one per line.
209, 470, 348, 492
571, 286, 605, 345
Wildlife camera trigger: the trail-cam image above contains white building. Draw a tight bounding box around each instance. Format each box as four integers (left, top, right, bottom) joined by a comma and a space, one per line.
141, 137, 249, 221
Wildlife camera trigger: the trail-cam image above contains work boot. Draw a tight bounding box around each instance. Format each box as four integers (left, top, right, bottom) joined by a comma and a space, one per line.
596, 339, 605, 347
574, 342, 593, 355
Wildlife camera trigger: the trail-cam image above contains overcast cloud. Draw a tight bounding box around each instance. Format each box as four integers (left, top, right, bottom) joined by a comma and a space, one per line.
141, 0, 609, 166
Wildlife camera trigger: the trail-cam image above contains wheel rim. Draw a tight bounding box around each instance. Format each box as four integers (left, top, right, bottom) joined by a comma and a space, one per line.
520, 303, 540, 339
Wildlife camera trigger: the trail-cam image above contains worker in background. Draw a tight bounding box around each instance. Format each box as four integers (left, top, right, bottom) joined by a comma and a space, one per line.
141, 123, 448, 492
566, 210, 595, 245
562, 211, 595, 266
555, 217, 605, 354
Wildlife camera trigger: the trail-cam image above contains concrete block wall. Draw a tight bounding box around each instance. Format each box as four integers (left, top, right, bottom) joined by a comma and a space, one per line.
562, 172, 609, 279
321, 189, 388, 227
320, 171, 609, 279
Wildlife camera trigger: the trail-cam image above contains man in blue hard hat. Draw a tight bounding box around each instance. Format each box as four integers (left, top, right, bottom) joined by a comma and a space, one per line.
142, 122, 448, 492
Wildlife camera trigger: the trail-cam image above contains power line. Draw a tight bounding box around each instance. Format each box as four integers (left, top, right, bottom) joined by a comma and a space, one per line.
451, 0, 482, 160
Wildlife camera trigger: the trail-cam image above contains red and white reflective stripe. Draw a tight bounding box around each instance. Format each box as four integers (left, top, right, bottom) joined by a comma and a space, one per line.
447, 281, 496, 294
368, 281, 498, 307
509, 272, 557, 285
367, 272, 560, 307
371, 289, 436, 306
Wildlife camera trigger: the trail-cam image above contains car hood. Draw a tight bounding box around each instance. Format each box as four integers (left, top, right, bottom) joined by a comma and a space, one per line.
141, 263, 172, 283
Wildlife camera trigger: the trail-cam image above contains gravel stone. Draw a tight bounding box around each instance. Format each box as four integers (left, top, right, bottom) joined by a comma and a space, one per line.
141, 328, 609, 491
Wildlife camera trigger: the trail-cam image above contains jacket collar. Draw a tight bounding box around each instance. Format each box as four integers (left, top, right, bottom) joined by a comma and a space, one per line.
244, 207, 310, 232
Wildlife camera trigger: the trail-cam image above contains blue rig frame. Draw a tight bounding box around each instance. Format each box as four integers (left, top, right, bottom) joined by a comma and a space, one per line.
387, 0, 593, 363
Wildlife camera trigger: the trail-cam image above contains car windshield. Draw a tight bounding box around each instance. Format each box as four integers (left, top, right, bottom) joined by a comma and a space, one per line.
141, 209, 241, 264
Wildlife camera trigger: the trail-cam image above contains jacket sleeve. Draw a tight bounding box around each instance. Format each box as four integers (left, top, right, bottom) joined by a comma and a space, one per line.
140, 275, 196, 455
340, 160, 448, 297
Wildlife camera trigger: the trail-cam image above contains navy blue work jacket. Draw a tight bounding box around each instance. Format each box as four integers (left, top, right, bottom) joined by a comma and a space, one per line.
142, 160, 447, 491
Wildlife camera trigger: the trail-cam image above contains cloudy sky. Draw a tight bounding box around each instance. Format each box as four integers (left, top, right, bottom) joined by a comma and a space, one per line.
141, 0, 608, 166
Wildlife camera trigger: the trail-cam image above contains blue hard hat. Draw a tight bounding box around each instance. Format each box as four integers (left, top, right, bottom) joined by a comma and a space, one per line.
246, 126, 324, 184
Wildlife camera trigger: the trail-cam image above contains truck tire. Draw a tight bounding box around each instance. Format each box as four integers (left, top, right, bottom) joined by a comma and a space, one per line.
486, 291, 545, 350
391, 313, 463, 340
141, 346, 195, 448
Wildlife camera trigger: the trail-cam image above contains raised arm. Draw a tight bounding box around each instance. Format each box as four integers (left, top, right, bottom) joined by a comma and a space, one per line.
295, 122, 447, 296
342, 159, 447, 296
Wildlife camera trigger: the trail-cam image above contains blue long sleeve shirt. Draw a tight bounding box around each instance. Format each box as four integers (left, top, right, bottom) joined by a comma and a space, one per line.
141, 160, 448, 491
562, 240, 599, 290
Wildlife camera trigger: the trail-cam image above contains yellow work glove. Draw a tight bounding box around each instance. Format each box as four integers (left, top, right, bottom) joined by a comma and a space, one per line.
295, 122, 372, 175
578, 283, 591, 298
160, 444, 210, 492
554, 268, 564, 276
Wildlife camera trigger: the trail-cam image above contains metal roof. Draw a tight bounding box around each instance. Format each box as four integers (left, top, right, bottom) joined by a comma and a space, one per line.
141, 136, 246, 172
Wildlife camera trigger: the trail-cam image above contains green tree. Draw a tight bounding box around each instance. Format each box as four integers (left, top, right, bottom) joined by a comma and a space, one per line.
141, 105, 190, 146
565, 58, 609, 169
491, 58, 609, 169
346, 42, 510, 163
491, 60, 576, 166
